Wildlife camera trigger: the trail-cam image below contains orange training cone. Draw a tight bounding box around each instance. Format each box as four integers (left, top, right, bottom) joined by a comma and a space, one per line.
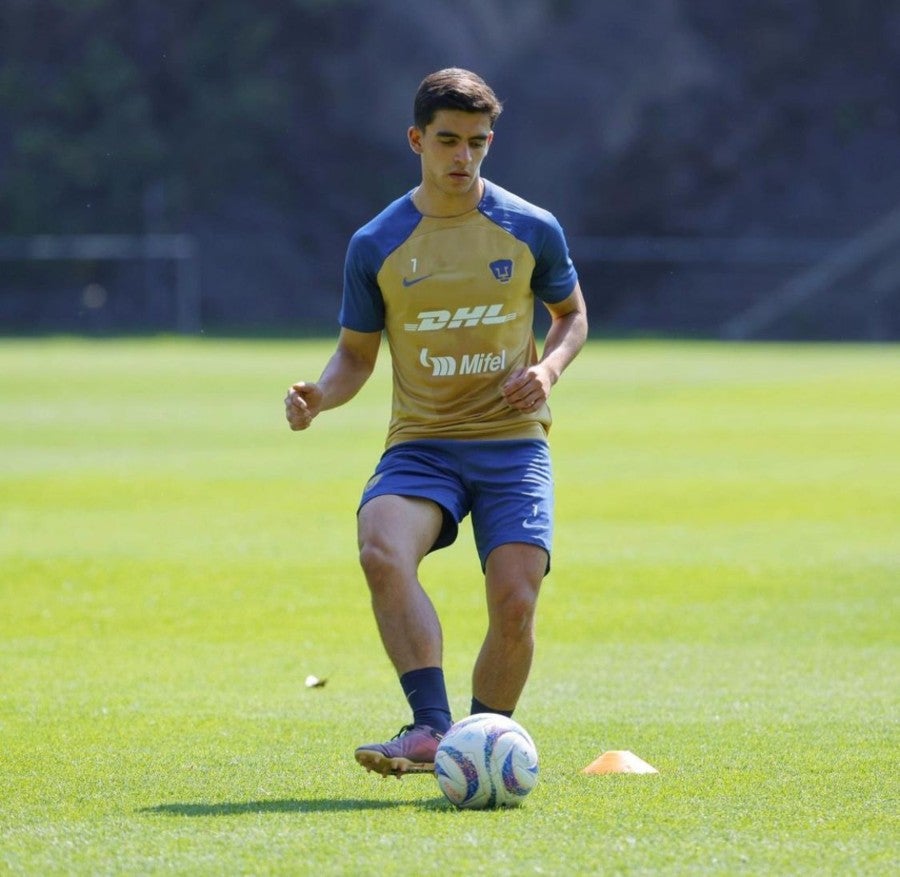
582, 750, 659, 775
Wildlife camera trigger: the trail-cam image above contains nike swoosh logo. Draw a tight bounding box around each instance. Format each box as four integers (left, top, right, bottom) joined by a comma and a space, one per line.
522, 519, 543, 530
402, 274, 433, 287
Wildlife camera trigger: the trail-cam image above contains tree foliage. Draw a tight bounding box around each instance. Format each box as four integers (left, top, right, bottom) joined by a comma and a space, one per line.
0, 0, 343, 233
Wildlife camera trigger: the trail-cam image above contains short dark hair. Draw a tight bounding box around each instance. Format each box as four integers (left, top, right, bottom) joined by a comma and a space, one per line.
413, 68, 503, 131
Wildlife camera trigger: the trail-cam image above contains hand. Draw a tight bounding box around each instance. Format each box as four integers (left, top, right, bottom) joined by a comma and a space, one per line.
501, 366, 551, 412
284, 382, 323, 430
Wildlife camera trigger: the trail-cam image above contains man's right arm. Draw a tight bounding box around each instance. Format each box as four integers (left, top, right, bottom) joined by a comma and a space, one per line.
285, 328, 381, 431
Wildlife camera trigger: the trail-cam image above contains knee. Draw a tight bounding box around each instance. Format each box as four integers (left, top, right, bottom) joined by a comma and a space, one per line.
489, 585, 539, 640
358, 537, 405, 592
484, 544, 546, 640
358, 538, 389, 584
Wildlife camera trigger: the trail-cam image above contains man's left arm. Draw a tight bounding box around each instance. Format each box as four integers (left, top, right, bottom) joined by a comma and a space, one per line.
502, 283, 588, 412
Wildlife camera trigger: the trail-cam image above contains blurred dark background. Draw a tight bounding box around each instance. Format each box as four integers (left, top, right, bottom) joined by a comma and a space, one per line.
1, 0, 899, 339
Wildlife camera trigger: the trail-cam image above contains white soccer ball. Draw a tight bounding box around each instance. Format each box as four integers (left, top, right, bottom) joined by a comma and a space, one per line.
435, 713, 539, 809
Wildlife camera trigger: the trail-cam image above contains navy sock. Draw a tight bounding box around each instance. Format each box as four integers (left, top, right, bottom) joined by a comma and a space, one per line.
400, 667, 452, 733
470, 697, 513, 718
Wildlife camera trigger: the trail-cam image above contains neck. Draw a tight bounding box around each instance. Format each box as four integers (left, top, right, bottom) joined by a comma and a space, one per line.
413, 178, 485, 217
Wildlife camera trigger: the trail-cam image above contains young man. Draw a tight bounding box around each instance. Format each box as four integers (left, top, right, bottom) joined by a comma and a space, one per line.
285, 68, 588, 777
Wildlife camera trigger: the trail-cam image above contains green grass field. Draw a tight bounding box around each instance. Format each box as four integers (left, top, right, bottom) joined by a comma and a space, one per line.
1, 337, 897, 875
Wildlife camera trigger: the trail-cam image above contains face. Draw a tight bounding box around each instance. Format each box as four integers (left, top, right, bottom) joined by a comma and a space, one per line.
408, 109, 494, 209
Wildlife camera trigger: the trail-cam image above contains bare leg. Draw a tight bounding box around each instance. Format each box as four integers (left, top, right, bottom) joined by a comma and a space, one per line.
471, 542, 547, 711
357, 495, 445, 674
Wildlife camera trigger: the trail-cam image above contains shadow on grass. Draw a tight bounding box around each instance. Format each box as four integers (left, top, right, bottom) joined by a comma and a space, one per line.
140, 797, 449, 816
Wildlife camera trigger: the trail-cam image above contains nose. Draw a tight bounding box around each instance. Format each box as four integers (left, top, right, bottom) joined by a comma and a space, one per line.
454, 143, 472, 164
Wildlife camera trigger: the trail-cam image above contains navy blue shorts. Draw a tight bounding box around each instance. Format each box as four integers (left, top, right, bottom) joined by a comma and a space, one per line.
358, 439, 554, 571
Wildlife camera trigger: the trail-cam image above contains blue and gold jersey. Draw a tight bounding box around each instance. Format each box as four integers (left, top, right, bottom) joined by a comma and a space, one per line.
340, 180, 578, 447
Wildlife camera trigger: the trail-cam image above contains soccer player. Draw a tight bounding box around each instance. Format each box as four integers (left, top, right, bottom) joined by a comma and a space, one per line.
285, 68, 588, 777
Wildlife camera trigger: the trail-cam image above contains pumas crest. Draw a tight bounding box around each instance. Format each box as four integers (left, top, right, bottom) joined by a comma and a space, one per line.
489, 259, 513, 283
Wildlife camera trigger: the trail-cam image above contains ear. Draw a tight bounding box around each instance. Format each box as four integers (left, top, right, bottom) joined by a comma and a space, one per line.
408, 125, 423, 155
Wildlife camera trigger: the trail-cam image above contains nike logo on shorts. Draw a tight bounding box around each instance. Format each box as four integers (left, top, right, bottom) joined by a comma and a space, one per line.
522, 503, 543, 530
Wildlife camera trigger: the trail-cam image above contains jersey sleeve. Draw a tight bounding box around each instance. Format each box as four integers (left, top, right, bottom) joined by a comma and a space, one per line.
530, 214, 578, 304
338, 231, 385, 332
479, 181, 578, 305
